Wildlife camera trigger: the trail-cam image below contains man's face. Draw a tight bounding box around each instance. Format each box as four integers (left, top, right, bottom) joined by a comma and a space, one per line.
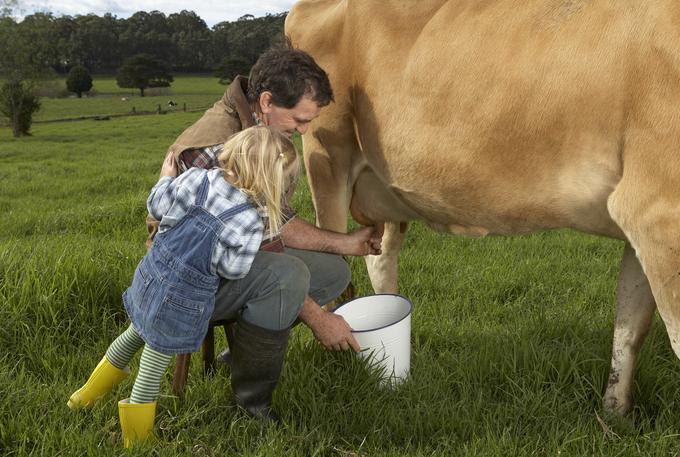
260, 94, 322, 138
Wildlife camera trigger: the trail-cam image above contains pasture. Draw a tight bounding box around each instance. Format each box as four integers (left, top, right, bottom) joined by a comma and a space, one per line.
32, 75, 225, 121
2, 97, 680, 456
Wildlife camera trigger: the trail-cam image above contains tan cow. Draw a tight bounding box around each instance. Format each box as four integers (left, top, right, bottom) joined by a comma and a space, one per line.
286, 0, 680, 416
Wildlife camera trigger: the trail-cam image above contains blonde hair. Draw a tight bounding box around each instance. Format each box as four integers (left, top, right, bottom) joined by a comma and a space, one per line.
218, 126, 299, 235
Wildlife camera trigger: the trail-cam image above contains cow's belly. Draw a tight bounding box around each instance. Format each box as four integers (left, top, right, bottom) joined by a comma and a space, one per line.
350, 140, 626, 240
350, 67, 628, 238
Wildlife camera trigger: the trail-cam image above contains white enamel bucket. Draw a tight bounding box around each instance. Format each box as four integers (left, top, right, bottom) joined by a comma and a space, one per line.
333, 294, 413, 384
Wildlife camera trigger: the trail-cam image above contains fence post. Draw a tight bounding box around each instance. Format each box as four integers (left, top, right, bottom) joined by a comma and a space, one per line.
183, 103, 186, 112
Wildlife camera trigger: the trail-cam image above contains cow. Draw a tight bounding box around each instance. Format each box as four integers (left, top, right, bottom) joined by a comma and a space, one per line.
285, 0, 680, 417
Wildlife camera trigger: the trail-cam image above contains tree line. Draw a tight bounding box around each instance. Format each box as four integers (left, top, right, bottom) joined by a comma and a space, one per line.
0, 10, 286, 74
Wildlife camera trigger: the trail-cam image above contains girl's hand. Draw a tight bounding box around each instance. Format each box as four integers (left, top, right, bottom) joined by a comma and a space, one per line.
160, 151, 178, 178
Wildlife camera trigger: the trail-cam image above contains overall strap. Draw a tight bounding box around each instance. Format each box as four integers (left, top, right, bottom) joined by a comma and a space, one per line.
194, 174, 211, 206
216, 202, 254, 222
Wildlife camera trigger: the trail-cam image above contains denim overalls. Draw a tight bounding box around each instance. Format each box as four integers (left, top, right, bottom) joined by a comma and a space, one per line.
123, 175, 253, 355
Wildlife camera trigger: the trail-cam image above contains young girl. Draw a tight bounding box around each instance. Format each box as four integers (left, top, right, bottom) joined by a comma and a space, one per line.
67, 125, 298, 448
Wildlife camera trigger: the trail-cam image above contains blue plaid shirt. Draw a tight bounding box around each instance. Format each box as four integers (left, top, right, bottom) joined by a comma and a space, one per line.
148, 168, 264, 280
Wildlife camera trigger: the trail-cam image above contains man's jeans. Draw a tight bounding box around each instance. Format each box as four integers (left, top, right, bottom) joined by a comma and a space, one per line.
211, 248, 351, 330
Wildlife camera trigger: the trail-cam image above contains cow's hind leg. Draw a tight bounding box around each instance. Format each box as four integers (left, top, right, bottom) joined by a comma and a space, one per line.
603, 243, 656, 416
607, 127, 680, 417
365, 221, 407, 294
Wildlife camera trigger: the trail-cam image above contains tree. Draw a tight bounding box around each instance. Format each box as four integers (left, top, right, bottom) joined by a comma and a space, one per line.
119, 11, 174, 63
60, 14, 122, 72
116, 54, 173, 97
0, 80, 41, 137
168, 10, 210, 72
66, 65, 92, 97
1, 0, 17, 17
214, 57, 251, 85
211, 13, 285, 70
18, 13, 62, 70
0, 15, 53, 137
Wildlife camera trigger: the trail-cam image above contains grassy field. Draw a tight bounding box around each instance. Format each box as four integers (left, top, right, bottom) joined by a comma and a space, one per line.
2, 111, 680, 456
85, 75, 227, 95
31, 75, 225, 122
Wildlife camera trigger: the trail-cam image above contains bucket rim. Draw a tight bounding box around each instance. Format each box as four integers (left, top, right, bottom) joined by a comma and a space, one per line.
333, 293, 413, 333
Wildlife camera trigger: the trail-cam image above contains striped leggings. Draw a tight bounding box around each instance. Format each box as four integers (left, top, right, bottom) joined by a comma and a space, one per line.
105, 324, 172, 404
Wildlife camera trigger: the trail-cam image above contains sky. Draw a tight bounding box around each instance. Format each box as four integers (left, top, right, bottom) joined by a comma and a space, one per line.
16, 0, 297, 27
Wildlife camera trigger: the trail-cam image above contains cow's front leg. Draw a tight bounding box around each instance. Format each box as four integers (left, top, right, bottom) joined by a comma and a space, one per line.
603, 242, 656, 416
365, 221, 408, 294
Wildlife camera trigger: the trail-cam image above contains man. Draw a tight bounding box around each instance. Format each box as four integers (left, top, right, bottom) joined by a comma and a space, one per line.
147, 44, 382, 422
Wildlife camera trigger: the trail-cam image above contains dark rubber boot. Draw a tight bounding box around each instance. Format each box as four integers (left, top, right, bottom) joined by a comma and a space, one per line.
230, 319, 290, 423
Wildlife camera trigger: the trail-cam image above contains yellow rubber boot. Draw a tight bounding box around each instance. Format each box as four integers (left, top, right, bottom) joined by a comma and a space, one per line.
118, 399, 157, 448
67, 356, 130, 409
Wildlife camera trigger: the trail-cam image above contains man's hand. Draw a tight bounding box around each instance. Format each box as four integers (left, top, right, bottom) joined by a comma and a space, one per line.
299, 296, 360, 352
342, 225, 383, 256
312, 311, 361, 352
160, 151, 178, 178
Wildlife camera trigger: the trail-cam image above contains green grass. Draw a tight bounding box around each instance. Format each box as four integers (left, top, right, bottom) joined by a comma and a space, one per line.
2, 115, 680, 456
30, 75, 226, 121
33, 95, 220, 122
87, 74, 226, 95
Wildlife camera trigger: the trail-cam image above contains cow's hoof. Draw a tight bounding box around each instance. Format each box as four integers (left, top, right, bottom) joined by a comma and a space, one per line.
597, 407, 636, 437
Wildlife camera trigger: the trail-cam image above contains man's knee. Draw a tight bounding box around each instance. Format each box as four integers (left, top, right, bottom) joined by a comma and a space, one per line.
305, 252, 350, 305
284, 248, 351, 305
269, 254, 310, 308
212, 252, 309, 326
242, 254, 309, 329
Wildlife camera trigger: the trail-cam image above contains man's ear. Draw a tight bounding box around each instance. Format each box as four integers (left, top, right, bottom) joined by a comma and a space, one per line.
259, 92, 274, 113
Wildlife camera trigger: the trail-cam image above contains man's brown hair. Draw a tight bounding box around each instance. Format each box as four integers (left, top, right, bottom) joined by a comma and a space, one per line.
247, 41, 334, 109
